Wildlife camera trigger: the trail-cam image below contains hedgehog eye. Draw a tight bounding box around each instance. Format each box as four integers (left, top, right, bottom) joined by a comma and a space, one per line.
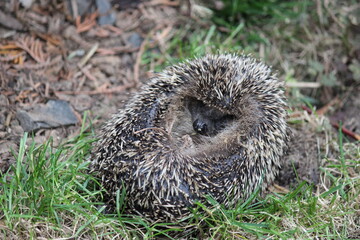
193, 119, 208, 135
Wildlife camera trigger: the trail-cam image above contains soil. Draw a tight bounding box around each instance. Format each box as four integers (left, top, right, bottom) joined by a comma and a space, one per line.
276, 119, 333, 188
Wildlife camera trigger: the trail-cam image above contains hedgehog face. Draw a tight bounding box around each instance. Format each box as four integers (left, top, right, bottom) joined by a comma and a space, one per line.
186, 97, 235, 136
169, 54, 280, 138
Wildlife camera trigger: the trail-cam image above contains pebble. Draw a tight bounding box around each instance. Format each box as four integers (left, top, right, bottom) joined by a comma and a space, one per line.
16, 100, 78, 132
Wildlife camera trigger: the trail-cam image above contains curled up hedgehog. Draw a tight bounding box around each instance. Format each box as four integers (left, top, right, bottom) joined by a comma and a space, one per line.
90, 54, 288, 223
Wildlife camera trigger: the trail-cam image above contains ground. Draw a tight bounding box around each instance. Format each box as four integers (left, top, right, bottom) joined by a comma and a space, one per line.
0, 0, 359, 239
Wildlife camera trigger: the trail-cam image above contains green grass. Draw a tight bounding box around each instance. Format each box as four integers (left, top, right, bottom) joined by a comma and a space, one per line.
1, 0, 360, 239
0, 118, 358, 239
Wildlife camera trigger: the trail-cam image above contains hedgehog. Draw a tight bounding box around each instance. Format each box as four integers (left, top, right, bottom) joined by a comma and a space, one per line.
90, 54, 288, 223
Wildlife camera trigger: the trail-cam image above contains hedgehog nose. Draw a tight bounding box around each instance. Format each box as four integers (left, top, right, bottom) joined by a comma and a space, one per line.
193, 119, 208, 135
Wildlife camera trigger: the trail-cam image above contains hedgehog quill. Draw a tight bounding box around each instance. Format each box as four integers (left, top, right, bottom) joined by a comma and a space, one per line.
90, 54, 288, 223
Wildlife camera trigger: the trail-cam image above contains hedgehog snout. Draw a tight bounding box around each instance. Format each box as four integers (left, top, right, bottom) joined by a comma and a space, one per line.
187, 98, 238, 136
193, 118, 210, 135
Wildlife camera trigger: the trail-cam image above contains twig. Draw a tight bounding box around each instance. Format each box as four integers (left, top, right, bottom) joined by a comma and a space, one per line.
331, 122, 360, 141
104, 25, 123, 35
0, 91, 15, 96
14, 55, 62, 70
5, 112, 12, 127
71, 0, 78, 19
316, 97, 339, 115
0, 52, 24, 62
0, 44, 20, 50
301, 105, 360, 141
78, 43, 98, 68
97, 46, 139, 55
79, 65, 97, 82
272, 183, 290, 194
146, 0, 180, 6
301, 105, 313, 114
285, 82, 321, 88
76, 12, 98, 33
323, 0, 345, 29
35, 33, 62, 46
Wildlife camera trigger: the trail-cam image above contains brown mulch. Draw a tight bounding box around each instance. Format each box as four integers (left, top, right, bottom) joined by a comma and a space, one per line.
0, 0, 194, 171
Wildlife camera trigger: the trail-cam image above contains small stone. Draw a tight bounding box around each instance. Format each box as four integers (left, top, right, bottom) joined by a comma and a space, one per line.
96, 0, 116, 25
0, 10, 25, 30
66, 0, 93, 17
16, 100, 78, 132
19, 0, 33, 8
127, 32, 143, 48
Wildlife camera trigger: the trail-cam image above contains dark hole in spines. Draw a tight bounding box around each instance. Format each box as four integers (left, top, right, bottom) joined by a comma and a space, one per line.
185, 97, 236, 136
